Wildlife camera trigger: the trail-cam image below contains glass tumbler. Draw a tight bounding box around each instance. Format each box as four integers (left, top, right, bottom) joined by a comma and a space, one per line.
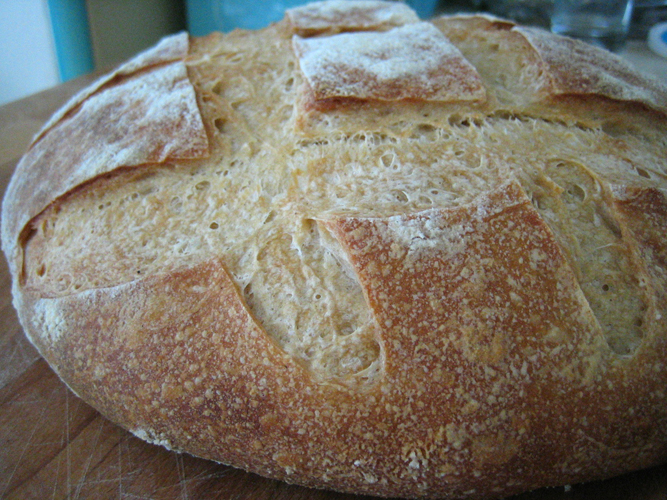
551, 0, 634, 52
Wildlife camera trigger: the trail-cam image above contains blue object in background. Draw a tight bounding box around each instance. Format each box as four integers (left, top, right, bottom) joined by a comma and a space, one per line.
47, 0, 94, 81
649, 22, 667, 58
406, 0, 439, 19
187, 0, 440, 36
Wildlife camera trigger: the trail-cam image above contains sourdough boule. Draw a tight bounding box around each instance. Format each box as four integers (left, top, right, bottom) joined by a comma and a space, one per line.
2, 1, 667, 498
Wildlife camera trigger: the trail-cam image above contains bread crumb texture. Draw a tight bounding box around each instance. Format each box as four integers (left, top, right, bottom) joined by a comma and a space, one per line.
3, 2, 667, 498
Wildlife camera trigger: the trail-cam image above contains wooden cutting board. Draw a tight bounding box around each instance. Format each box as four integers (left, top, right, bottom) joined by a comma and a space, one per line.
1, 72, 666, 500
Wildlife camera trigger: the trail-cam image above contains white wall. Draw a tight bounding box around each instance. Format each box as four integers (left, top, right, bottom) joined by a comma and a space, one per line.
0, 0, 60, 105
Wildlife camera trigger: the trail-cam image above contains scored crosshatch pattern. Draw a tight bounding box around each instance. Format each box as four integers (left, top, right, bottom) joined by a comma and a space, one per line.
1, 1, 667, 498
17, 19, 665, 377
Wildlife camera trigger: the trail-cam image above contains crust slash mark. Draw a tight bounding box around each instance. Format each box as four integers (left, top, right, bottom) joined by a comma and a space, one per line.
532, 159, 647, 355
240, 217, 382, 386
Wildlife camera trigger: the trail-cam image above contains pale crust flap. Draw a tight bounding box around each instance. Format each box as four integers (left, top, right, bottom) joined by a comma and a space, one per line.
36, 32, 190, 143
286, 0, 419, 36
2, 58, 209, 267
516, 27, 667, 113
20, 183, 667, 497
293, 22, 486, 102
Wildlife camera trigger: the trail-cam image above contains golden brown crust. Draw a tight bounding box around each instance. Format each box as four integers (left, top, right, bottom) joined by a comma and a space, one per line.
3, 2, 667, 498
17, 183, 667, 498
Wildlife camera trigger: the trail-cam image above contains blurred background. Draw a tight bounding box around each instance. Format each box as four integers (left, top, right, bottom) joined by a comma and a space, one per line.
1, 0, 666, 106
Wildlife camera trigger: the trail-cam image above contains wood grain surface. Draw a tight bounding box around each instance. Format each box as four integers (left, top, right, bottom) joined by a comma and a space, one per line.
1, 69, 666, 500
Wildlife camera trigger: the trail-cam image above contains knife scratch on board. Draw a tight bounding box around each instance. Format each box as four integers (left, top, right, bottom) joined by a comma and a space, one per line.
72, 390, 106, 500
0, 383, 61, 498
65, 387, 71, 500
0, 329, 39, 390
118, 422, 123, 500
176, 453, 190, 500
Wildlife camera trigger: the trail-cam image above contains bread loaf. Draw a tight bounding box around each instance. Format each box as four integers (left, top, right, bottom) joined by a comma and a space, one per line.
2, 1, 667, 498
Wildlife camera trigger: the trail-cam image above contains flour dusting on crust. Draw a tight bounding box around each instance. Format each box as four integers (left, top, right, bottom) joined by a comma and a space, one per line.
35, 32, 190, 143
516, 26, 667, 112
287, 0, 418, 35
293, 22, 486, 102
